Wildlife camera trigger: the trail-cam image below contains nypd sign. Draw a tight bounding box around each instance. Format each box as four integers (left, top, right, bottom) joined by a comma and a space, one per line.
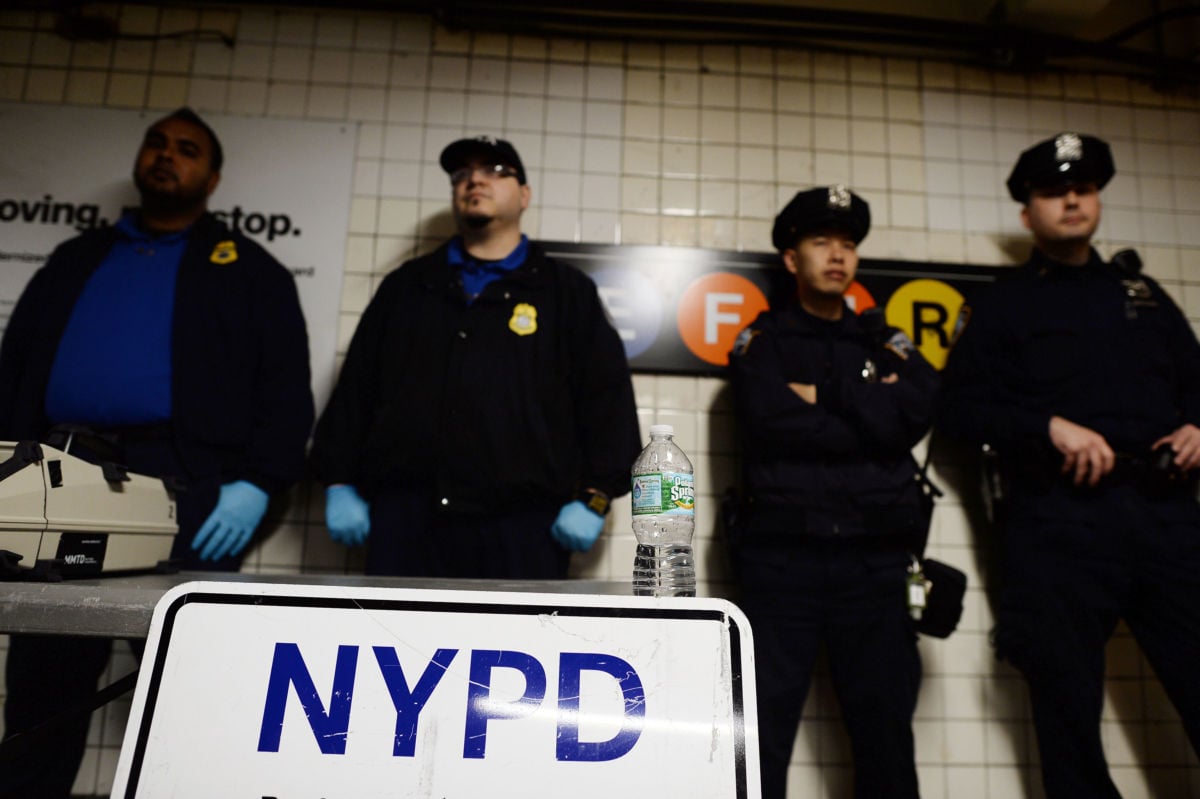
112, 582, 759, 798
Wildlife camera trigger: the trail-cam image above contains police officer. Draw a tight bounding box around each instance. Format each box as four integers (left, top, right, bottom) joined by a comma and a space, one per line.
310, 136, 640, 578
0, 108, 313, 798
728, 186, 938, 799
939, 133, 1200, 798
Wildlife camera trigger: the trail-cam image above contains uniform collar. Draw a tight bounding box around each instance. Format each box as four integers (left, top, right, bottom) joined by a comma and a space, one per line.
785, 300, 857, 332
447, 234, 529, 274
115, 210, 194, 245
1028, 245, 1106, 278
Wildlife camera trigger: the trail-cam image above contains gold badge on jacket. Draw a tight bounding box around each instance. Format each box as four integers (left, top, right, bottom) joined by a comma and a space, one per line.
508, 303, 537, 336
210, 240, 238, 265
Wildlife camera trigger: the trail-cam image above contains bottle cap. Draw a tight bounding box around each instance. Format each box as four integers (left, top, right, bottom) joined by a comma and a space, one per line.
648, 424, 674, 436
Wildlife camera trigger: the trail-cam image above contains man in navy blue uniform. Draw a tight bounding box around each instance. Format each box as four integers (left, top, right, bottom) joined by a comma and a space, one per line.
939, 133, 1200, 798
310, 136, 639, 578
0, 108, 313, 798
728, 186, 938, 799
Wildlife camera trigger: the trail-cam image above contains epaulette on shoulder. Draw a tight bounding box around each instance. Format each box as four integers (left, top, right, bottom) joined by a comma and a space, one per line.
1110, 248, 1143, 275
731, 326, 761, 357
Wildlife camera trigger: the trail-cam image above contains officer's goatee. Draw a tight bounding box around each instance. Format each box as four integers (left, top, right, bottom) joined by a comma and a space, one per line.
134, 174, 210, 218
461, 213, 493, 229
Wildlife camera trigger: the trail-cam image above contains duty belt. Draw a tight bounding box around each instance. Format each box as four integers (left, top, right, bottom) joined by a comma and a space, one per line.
1001, 449, 1198, 496
1106, 451, 1197, 494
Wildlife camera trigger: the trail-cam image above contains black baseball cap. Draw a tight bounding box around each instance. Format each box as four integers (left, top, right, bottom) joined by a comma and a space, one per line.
771, 185, 871, 251
1006, 132, 1114, 203
439, 136, 527, 184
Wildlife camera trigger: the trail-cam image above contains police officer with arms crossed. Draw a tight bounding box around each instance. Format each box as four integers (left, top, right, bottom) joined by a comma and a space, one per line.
310, 136, 639, 579
0, 108, 314, 798
728, 186, 938, 799
939, 133, 1200, 798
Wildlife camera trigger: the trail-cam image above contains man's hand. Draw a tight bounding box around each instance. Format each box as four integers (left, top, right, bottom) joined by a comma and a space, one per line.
550, 500, 604, 552
1153, 424, 1200, 471
325, 484, 371, 546
1049, 415, 1114, 486
192, 480, 269, 561
788, 382, 816, 404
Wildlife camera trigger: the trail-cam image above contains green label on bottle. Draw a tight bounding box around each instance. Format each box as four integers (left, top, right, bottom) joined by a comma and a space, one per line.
631, 471, 694, 516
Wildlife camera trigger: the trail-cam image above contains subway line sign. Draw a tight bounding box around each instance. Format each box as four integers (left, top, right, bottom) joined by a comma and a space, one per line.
549, 242, 1008, 373
113, 582, 759, 799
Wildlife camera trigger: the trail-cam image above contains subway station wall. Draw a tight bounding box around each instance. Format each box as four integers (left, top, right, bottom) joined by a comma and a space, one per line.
1, 4, 1199, 797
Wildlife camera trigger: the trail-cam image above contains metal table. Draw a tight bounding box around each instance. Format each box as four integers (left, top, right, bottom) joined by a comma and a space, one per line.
0, 573, 638, 638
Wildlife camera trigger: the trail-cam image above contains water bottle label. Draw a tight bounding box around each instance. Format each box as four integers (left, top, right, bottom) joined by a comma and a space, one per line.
631, 471, 694, 516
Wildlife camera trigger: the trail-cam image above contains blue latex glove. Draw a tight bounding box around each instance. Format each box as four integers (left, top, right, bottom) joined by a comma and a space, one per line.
551, 500, 605, 552
326, 484, 370, 546
191, 480, 269, 562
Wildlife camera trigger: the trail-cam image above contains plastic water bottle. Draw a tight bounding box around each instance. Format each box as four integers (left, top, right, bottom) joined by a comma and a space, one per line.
630, 424, 696, 597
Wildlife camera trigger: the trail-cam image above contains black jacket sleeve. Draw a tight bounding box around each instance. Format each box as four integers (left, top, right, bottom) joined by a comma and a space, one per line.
728, 320, 868, 456
239, 250, 314, 493
309, 267, 399, 487
820, 335, 940, 453
1149, 277, 1200, 430
938, 292, 1051, 450
564, 270, 641, 500
0, 231, 111, 442
172, 219, 314, 495
0, 266, 51, 440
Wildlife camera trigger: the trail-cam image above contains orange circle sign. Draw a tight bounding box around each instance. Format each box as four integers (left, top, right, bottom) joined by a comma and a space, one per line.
677, 273, 770, 366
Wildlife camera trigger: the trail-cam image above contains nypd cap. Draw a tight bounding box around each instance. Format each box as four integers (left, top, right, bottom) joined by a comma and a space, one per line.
439, 136, 527, 184
771, 185, 871, 251
1006, 132, 1114, 203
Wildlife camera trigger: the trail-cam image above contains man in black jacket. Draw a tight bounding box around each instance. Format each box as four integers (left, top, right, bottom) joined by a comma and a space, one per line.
728, 186, 938, 799
939, 133, 1200, 799
0, 108, 313, 798
311, 136, 639, 579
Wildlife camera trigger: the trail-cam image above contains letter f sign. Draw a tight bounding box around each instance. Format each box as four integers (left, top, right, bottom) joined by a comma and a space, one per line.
705, 292, 744, 345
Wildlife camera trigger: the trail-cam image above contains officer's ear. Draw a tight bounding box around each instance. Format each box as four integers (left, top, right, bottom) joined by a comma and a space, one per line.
1019, 204, 1031, 232
781, 248, 801, 276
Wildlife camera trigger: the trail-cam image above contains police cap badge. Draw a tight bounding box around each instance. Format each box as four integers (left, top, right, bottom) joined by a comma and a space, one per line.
1005, 132, 1115, 203
771, 184, 871, 251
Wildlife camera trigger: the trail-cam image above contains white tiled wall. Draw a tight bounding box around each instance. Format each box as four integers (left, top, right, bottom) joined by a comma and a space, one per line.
1, 4, 1199, 796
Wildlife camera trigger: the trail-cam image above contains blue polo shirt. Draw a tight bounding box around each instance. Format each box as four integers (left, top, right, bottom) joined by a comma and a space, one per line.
44, 213, 185, 427
448, 235, 529, 304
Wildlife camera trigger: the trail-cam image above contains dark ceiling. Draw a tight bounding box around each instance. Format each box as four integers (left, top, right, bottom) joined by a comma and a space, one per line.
20, 0, 1200, 91
420, 0, 1200, 89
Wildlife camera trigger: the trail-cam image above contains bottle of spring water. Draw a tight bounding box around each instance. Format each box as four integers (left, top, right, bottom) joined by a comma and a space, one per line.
630, 424, 696, 597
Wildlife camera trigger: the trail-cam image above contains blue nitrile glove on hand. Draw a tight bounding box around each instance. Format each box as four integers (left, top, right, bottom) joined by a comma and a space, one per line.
326, 484, 370, 546
551, 500, 605, 552
192, 480, 269, 562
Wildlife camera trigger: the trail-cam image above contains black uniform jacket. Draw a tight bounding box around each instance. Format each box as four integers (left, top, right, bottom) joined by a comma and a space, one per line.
729, 301, 940, 538
0, 213, 314, 493
310, 241, 641, 515
939, 248, 1200, 467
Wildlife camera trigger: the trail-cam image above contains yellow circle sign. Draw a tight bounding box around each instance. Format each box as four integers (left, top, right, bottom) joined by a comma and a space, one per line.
884, 279, 965, 370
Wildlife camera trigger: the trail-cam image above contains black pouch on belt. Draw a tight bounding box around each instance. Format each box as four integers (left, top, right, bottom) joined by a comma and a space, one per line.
915, 558, 967, 639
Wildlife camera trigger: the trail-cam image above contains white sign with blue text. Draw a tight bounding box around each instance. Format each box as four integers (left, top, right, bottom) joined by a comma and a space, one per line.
112, 581, 760, 798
